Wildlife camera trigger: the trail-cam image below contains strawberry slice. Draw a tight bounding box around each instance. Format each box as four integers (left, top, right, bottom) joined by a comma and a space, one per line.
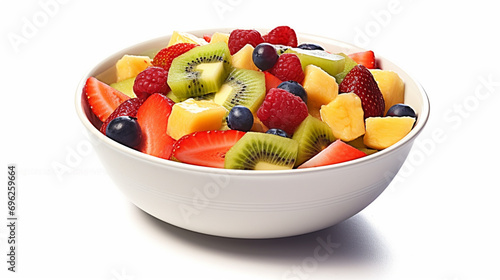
84, 77, 130, 122
152, 43, 198, 71
136, 93, 175, 159
339, 64, 385, 118
172, 130, 246, 168
264, 71, 282, 93
298, 140, 367, 169
348, 50, 376, 69
99, 98, 144, 134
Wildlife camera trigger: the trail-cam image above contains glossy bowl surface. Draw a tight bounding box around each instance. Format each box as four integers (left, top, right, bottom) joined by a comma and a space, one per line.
75, 29, 430, 238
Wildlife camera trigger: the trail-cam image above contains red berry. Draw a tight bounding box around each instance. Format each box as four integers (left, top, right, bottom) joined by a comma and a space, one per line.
84, 77, 130, 122
136, 93, 175, 160
265, 26, 298, 47
172, 130, 246, 168
298, 140, 367, 169
152, 43, 198, 71
99, 98, 144, 134
133, 66, 169, 100
263, 71, 282, 93
339, 64, 385, 118
348, 50, 376, 69
269, 53, 304, 83
256, 88, 308, 135
228, 29, 265, 55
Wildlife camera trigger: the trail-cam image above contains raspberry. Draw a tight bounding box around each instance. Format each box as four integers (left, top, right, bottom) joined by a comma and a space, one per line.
269, 53, 305, 83
265, 26, 298, 47
228, 29, 264, 55
133, 66, 169, 100
152, 43, 198, 71
256, 88, 308, 135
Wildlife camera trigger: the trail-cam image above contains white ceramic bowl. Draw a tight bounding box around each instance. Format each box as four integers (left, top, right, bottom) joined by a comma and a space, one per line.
75, 29, 430, 239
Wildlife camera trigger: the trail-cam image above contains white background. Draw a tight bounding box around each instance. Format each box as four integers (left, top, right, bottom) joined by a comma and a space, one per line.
1, 0, 499, 279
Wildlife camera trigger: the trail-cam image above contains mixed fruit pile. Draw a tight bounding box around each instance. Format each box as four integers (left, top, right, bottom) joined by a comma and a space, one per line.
84, 26, 417, 170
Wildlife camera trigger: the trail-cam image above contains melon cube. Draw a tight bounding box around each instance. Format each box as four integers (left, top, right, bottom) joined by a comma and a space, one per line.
370, 69, 405, 115
363, 116, 415, 150
302, 64, 338, 118
167, 99, 227, 140
115, 55, 152, 82
320, 92, 365, 142
232, 44, 259, 71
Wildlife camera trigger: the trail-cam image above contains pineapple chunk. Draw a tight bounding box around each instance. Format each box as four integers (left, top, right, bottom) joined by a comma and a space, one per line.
320, 92, 365, 142
167, 31, 207, 47
115, 55, 152, 82
302, 64, 338, 118
364, 116, 415, 150
370, 69, 405, 115
167, 99, 227, 140
210, 32, 230, 44
232, 44, 259, 71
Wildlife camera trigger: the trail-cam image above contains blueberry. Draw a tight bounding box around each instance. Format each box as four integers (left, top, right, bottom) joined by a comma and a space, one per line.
227, 106, 254, 132
266, 128, 290, 138
277, 80, 307, 103
297, 43, 324, 51
386, 104, 417, 118
106, 116, 142, 149
252, 43, 278, 71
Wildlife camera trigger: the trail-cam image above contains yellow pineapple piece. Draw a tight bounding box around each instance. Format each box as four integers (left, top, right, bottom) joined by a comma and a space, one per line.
370, 69, 405, 115
167, 31, 207, 47
320, 92, 365, 142
231, 44, 259, 71
364, 116, 415, 150
167, 98, 227, 140
210, 32, 230, 45
302, 64, 338, 118
115, 55, 152, 82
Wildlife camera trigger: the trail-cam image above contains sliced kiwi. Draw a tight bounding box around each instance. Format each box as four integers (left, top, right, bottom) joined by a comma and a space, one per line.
167, 42, 232, 100
224, 132, 298, 170
213, 68, 265, 113
292, 115, 336, 166
284, 48, 345, 77
110, 77, 136, 98
334, 53, 358, 84
347, 136, 378, 155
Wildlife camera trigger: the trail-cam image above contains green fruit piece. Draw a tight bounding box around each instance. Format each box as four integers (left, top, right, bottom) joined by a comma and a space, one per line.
167, 42, 232, 100
110, 77, 136, 98
284, 48, 345, 77
347, 136, 378, 155
165, 91, 181, 103
334, 53, 358, 84
292, 115, 337, 166
214, 68, 266, 113
225, 132, 298, 170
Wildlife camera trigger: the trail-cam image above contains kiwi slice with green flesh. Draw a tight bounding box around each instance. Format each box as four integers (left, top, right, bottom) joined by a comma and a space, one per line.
347, 136, 378, 155
214, 68, 266, 113
225, 132, 298, 170
292, 115, 336, 166
167, 42, 232, 101
110, 77, 136, 98
334, 53, 358, 84
284, 48, 345, 77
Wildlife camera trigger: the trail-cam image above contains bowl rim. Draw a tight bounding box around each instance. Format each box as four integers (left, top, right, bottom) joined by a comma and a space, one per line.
75, 29, 430, 176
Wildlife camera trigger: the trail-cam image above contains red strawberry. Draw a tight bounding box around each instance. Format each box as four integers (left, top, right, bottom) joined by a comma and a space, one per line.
264, 71, 282, 93
136, 93, 175, 159
133, 66, 170, 100
269, 53, 304, 83
152, 43, 198, 71
298, 140, 367, 169
265, 26, 298, 47
172, 130, 246, 168
203, 34, 211, 43
84, 77, 130, 122
339, 64, 385, 118
256, 88, 308, 135
348, 50, 376, 69
99, 98, 144, 134
228, 29, 265, 55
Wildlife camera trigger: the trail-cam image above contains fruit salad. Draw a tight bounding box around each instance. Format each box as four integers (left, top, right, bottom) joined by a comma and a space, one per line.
84, 26, 417, 170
